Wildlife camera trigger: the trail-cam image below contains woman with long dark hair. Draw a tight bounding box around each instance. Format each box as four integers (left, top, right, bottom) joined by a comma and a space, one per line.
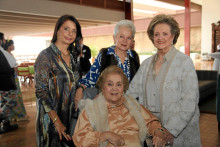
34, 14, 82, 147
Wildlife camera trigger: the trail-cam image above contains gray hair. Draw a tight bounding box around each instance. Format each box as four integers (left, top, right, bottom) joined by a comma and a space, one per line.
113, 20, 136, 39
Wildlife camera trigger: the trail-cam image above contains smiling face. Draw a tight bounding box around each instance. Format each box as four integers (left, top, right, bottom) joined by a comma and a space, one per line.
114, 26, 133, 52
153, 23, 174, 54
57, 20, 77, 45
102, 73, 124, 105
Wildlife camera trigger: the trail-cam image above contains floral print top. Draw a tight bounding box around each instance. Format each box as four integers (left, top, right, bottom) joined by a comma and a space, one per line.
79, 45, 134, 87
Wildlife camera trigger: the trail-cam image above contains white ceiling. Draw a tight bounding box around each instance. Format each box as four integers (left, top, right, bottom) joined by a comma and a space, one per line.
0, 10, 113, 37
0, 0, 202, 37
133, 0, 202, 19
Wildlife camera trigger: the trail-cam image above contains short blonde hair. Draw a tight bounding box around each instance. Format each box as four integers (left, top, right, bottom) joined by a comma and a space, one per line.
147, 14, 180, 44
96, 65, 129, 93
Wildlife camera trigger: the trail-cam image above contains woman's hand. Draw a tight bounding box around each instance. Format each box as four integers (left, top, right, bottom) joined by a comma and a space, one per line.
153, 136, 165, 147
48, 110, 72, 141
152, 128, 173, 147
163, 129, 173, 146
100, 131, 125, 146
54, 119, 72, 141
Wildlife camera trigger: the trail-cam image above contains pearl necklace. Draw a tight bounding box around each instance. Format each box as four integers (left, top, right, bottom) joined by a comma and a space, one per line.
157, 59, 164, 64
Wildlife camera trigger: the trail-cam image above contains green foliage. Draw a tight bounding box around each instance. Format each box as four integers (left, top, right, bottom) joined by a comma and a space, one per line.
138, 52, 154, 55
89, 45, 98, 57
190, 50, 201, 54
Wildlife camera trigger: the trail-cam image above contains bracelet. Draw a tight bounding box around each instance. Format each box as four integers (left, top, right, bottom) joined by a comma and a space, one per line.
53, 117, 57, 123
78, 85, 85, 92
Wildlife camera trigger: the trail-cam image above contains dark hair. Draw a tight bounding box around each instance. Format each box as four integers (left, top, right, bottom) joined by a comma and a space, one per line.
147, 14, 180, 44
0, 32, 4, 41
4, 40, 14, 50
96, 65, 129, 93
51, 15, 82, 59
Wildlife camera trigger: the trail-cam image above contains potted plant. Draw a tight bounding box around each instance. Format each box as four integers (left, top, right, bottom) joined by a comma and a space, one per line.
89, 45, 98, 63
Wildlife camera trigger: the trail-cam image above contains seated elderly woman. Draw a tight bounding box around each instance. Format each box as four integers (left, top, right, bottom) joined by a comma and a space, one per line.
73, 65, 173, 147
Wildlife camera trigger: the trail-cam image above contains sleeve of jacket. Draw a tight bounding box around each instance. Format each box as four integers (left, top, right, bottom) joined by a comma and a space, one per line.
73, 109, 101, 146
164, 57, 199, 137
34, 50, 54, 112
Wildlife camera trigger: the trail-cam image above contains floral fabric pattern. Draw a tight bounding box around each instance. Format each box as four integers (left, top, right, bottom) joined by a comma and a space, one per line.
35, 43, 80, 147
79, 45, 134, 87
9, 75, 27, 120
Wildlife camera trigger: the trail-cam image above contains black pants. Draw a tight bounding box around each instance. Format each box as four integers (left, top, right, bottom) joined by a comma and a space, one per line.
144, 141, 148, 147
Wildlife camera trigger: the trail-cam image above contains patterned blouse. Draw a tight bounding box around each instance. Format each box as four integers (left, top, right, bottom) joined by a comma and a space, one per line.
79, 45, 134, 87
34, 43, 80, 146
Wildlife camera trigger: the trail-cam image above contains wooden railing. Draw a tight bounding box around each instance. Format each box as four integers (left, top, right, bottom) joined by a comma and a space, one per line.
52, 0, 125, 11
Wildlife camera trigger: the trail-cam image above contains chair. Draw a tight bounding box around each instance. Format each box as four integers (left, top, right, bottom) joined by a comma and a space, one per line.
17, 65, 34, 83
196, 70, 217, 102
28, 65, 35, 81
211, 20, 220, 53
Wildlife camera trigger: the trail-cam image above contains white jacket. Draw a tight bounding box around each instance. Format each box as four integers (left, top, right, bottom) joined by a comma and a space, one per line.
127, 48, 202, 147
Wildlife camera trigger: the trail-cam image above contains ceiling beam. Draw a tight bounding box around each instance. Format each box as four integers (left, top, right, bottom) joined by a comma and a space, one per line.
155, 0, 201, 11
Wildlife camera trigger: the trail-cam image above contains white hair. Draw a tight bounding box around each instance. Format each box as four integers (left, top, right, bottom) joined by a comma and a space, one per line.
113, 20, 136, 39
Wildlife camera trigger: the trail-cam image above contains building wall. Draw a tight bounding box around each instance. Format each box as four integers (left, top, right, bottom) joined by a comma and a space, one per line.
83, 12, 202, 55
83, 26, 201, 54
202, 0, 220, 53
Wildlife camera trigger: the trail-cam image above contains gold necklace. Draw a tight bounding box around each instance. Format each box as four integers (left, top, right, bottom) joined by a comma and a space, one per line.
61, 51, 70, 56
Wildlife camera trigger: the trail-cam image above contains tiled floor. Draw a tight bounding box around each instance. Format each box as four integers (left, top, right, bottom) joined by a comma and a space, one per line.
0, 102, 36, 147
199, 113, 220, 147
0, 59, 220, 147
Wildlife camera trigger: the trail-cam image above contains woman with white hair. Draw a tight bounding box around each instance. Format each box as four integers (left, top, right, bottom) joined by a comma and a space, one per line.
74, 20, 140, 107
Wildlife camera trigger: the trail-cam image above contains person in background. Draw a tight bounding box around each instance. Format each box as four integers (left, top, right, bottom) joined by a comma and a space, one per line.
74, 20, 140, 107
131, 40, 135, 50
3, 39, 28, 122
73, 65, 173, 147
217, 43, 220, 51
0, 32, 18, 134
34, 14, 82, 147
79, 37, 91, 76
127, 14, 201, 146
